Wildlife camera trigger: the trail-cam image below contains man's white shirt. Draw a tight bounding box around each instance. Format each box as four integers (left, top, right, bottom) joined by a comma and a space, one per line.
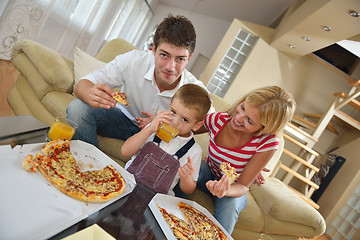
84, 50, 214, 123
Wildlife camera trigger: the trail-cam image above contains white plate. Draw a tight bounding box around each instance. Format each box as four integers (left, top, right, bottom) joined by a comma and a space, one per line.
0, 140, 136, 240
148, 193, 233, 240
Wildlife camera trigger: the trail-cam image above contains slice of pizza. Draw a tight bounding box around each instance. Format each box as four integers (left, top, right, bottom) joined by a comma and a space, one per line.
158, 205, 196, 240
81, 165, 127, 203
41, 139, 71, 158
220, 162, 240, 185
113, 91, 130, 106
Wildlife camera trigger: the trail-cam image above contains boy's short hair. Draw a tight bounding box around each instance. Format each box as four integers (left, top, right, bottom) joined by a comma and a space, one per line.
153, 14, 196, 55
172, 84, 211, 121
228, 86, 296, 135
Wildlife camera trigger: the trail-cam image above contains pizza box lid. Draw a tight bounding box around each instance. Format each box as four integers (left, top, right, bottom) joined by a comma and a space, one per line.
0, 140, 136, 240
148, 193, 234, 240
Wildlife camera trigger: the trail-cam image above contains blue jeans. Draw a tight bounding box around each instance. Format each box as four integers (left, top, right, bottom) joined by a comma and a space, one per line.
66, 98, 140, 147
197, 161, 247, 234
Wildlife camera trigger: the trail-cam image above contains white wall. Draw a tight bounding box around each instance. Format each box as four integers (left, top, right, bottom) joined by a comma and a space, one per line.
138, 4, 231, 71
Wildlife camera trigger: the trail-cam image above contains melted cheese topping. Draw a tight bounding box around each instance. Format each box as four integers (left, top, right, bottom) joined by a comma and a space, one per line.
36, 141, 125, 202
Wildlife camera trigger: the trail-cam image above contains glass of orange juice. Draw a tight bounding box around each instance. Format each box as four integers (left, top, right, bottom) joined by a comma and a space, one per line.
155, 114, 183, 143
47, 117, 78, 141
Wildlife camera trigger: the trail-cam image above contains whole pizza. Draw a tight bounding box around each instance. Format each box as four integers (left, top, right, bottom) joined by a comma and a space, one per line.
22, 139, 126, 203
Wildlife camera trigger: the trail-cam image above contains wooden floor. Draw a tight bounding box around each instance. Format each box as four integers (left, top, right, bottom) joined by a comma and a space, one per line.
0, 59, 18, 117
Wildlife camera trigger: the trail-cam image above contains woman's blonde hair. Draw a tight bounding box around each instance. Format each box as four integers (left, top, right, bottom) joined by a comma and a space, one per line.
227, 86, 296, 135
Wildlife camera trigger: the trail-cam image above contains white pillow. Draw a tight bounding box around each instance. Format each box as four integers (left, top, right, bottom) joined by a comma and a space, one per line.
73, 47, 106, 89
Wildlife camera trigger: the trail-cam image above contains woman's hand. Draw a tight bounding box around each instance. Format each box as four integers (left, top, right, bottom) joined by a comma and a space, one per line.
206, 175, 229, 198
253, 168, 270, 186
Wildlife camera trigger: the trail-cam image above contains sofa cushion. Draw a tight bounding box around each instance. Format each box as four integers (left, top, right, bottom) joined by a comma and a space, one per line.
193, 133, 210, 159
209, 93, 231, 111
189, 189, 215, 214
236, 192, 264, 232
250, 178, 326, 237
94, 39, 138, 63
73, 47, 106, 89
41, 91, 75, 120
97, 136, 130, 167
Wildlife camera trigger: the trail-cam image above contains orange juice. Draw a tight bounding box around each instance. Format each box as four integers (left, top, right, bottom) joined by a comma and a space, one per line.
48, 121, 75, 140
155, 123, 180, 143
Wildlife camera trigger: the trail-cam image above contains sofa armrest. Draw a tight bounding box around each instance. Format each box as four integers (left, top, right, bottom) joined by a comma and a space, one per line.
250, 177, 326, 237
12, 39, 73, 93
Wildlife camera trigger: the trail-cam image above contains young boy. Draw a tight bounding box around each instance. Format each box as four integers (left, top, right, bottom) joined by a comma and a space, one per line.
121, 84, 211, 196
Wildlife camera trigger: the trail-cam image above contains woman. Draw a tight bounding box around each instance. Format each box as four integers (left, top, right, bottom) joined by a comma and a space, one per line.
197, 86, 296, 234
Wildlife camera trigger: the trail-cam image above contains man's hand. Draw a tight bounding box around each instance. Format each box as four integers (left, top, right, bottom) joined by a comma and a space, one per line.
206, 175, 229, 198
87, 83, 117, 109
136, 111, 155, 129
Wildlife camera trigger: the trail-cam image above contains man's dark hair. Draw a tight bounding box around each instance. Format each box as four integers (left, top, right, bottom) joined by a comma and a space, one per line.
153, 14, 196, 55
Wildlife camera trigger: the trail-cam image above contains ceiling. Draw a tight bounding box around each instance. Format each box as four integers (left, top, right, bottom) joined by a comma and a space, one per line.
157, 0, 360, 58
158, 0, 296, 26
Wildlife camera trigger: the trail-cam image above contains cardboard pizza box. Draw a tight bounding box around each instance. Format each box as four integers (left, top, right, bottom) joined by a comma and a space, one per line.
148, 193, 234, 240
0, 140, 136, 240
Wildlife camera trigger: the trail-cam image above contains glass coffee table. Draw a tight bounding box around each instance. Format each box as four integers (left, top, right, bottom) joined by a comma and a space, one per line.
0, 115, 49, 146
0, 115, 167, 240
50, 184, 167, 240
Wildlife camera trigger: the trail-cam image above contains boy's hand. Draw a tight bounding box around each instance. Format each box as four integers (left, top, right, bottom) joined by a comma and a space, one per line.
136, 111, 154, 129
145, 110, 174, 133
179, 157, 195, 179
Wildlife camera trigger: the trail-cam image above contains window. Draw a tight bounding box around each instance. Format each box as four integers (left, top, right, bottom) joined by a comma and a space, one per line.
327, 184, 360, 239
105, 0, 153, 47
207, 29, 258, 98
0, 0, 153, 59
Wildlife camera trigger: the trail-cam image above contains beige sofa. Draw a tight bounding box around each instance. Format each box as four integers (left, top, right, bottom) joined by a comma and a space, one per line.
7, 39, 326, 240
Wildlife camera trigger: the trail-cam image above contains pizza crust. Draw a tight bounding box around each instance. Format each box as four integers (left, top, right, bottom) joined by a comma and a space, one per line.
41, 139, 70, 157
22, 154, 38, 172
220, 162, 240, 185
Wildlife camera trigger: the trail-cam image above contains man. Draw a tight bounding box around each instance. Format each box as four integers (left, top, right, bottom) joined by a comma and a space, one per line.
67, 14, 212, 147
